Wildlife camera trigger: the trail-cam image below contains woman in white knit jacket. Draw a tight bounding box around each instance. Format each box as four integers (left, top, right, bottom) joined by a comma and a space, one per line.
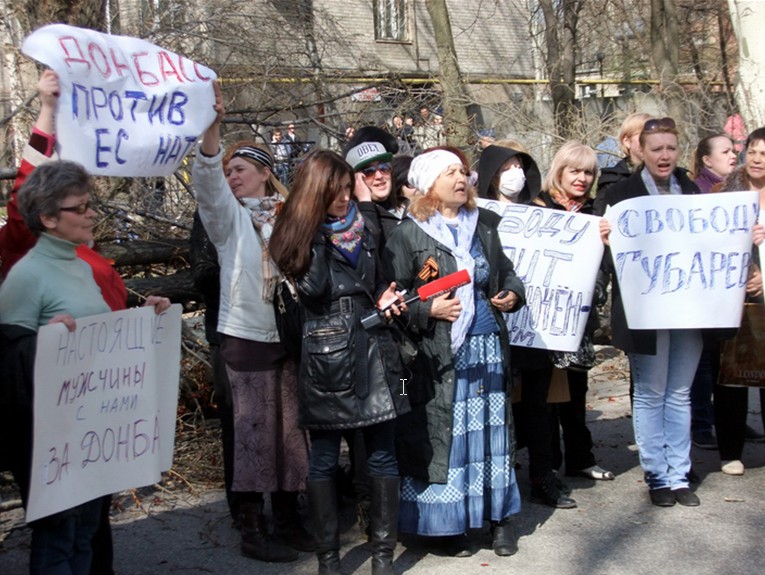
191, 83, 310, 563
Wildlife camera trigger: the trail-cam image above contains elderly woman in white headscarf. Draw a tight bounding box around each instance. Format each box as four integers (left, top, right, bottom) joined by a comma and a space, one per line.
383, 147, 526, 557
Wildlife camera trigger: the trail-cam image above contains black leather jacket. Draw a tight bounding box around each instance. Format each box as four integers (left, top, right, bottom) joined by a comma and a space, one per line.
296, 227, 409, 430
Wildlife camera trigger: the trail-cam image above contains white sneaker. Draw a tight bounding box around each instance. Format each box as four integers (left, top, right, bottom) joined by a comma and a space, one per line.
721, 460, 745, 476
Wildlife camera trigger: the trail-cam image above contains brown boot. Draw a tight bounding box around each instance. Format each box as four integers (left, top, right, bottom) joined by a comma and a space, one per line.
239, 500, 298, 563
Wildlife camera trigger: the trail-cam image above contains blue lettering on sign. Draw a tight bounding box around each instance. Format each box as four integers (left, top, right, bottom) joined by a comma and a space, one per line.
615, 250, 752, 293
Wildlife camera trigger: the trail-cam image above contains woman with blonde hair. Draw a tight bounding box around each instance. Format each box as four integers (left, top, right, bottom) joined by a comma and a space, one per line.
537, 141, 613, 482
595, 112, 653, 214
192, 83, 310, 562
600, 118, 703, 507
384, 148, 526, 556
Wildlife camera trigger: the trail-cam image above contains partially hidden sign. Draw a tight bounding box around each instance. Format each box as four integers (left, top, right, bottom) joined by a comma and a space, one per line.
26, 305, 182, 522
478, 199, 604, 352
605, 191, 758, 329
22, 24, 217, 177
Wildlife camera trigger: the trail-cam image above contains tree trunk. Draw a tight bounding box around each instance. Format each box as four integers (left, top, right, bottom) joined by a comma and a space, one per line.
99, 239, 190, 267
539, 0, 583, 140
425, 0, 472, 149
728, 0, 765, 129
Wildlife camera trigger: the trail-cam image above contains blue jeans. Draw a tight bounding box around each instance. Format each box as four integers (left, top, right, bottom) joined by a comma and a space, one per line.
629, 329, 702, 490
308, 420, 398, 481
29, 498, 102, 575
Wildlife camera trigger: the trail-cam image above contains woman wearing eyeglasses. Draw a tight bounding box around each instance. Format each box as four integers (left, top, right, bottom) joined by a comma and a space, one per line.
0, 159, 170, 575
599, 118, 704, 507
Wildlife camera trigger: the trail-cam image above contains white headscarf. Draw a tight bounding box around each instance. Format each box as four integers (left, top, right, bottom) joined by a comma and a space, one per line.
408, 150, 462, 194
407, 149, 478, 353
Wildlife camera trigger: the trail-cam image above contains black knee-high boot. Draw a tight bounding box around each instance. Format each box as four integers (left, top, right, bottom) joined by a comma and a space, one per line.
369, 476, 399, 575
239, 497, 298, 563
272, 490, 315, 552
308, 479, 341, 575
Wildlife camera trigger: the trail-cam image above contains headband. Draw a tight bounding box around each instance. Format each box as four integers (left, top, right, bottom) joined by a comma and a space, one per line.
232, 146, 274, 170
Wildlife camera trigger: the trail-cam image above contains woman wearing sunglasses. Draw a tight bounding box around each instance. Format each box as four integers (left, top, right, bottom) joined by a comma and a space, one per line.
598, 118, 704, 507
344, 127, 410, 250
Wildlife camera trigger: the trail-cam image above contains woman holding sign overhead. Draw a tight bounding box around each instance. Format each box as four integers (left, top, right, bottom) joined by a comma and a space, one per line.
383, 148, 526, 557
192, 83, 311, 563
599, 118, 704, 507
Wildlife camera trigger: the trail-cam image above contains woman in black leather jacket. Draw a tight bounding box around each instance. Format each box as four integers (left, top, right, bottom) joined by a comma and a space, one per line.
270, 150, 409, 575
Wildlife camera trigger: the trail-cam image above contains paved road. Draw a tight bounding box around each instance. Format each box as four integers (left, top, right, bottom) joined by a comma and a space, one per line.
2, 349, 764, 574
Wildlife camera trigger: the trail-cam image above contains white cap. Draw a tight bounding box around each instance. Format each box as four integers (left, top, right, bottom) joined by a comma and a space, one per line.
345, 141, 393, 171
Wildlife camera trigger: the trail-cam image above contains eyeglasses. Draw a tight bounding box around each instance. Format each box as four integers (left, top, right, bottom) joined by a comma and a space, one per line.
643, 117, 677, 133
360, 162, 392, 179
59, 201, 93, 215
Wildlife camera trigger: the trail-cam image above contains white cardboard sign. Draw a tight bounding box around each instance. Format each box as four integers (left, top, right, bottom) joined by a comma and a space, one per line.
26, 305, 182, 522
478, 199, 604, 352
605, 192, 758, 329
22, 24, 217, 177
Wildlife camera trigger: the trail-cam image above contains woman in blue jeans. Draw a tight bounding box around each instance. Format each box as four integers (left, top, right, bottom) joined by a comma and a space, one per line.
270, 149, 409, 575
599, 118, 704, 507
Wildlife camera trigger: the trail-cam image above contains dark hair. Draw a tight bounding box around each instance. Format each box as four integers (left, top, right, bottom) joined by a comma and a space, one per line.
270, 150, 355, 279
745, 127, 765, 151
18, 161, 91, 236
690, 133, 732, 179
386, 155, 413, 210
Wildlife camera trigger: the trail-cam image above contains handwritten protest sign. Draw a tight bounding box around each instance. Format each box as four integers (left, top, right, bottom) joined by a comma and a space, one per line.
478, 199, 604, 352
605, 191, 758, 329
22, 24, 216, 177
26, 305, 182, 522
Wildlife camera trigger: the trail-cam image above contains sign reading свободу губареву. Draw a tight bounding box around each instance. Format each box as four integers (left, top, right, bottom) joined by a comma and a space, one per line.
605, 191, 758, 329
26, 305, 182, 522
478, 198, 604, 352
21, 24, 217, 177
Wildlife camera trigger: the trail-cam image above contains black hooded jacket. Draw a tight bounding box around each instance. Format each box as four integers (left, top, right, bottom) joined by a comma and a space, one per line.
477, 145, 542, 205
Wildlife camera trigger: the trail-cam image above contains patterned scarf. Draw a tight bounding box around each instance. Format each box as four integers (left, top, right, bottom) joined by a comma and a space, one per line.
549, 188, 585, 212
321, 201, 365, 266
408, 207, 478, 354
240, 194, 284, 301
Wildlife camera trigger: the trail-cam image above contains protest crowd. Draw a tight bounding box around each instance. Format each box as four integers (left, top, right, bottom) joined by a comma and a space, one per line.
2, 47, 765, 575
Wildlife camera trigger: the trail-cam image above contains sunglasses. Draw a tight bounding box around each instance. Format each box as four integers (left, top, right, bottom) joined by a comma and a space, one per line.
59, 201, 93, 215
360, 162, 392, 178
643, 117, 677, 133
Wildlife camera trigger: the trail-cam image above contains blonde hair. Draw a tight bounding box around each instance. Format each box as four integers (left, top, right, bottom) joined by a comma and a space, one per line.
223, 140, 289, 197
618, 113, 653, 156
543, 141, 598, 199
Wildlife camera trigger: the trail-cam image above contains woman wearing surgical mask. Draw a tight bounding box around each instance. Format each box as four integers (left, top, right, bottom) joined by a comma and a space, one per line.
477, 144, 542, 205
477, 143, 577, 509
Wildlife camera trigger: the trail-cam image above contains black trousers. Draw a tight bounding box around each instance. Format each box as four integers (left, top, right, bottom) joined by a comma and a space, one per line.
212, 344, 240, 519
550, 370, 596, 473
517, 367, 554, 480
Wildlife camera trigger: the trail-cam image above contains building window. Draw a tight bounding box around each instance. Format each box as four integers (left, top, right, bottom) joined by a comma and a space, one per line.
375, 0, 409, 42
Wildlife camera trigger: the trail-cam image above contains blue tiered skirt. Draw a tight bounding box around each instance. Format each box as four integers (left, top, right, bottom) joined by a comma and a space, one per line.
399, 333, 521, 536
